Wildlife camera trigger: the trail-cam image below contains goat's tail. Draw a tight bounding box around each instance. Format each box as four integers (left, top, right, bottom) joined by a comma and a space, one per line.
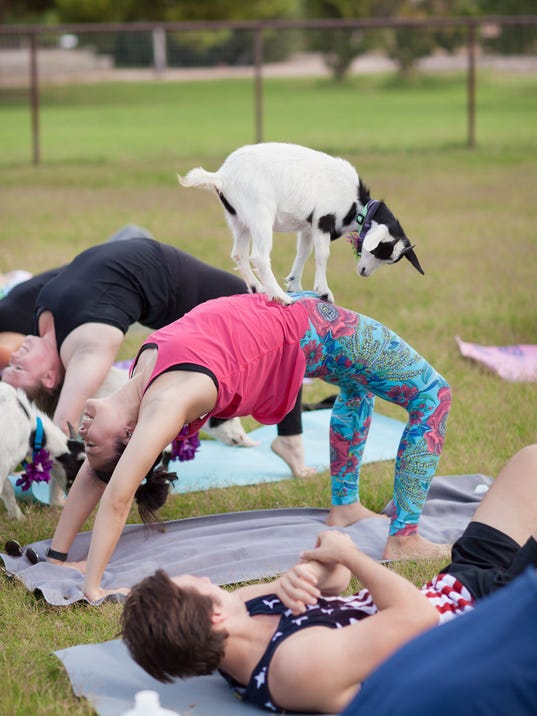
177, 167, 222, 192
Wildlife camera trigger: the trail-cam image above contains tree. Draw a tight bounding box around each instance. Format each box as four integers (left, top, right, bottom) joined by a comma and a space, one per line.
381, 0, 479, 77
304, 0, 373, 80
303, 0, 482, 79
53, 0, 299, 24
0, 0, 55, 24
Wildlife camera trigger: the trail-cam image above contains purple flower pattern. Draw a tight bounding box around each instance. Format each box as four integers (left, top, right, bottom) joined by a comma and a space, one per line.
171, 425, 201, 462
16, 448, 54, 491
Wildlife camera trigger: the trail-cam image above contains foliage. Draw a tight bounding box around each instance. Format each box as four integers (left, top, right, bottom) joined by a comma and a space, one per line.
2, 0, 536, 25
379, 0, 478, 76
302, 0, 479, 79
476, 0, 535, 13
304, 0, 374, 80
385, 0, 475, 75
53, 0, 300, 24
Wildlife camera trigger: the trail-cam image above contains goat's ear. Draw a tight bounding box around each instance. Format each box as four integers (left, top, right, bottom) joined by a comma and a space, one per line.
161, 447, 172, 471
402, 244, 425, 275
67, 422, 78, 440
67, 438, 83, 452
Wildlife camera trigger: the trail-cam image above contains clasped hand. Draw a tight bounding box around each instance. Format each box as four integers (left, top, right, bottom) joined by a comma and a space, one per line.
276, 561, 321, 615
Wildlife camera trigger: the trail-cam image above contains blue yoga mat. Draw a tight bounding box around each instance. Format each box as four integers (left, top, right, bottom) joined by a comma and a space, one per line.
9, 409, 404, 503
9, 474, 51, 504
169, 409, 404, 493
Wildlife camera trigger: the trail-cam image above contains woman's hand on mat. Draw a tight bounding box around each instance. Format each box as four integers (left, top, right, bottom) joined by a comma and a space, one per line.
84, 585, 130, 603
276, 562, 321, 615
62, 559, 87, 573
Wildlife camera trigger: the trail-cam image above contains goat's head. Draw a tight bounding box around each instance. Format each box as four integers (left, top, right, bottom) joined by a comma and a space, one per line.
53, 423, 86, 493
351, 181, 424, 278
357, 223, 424, 277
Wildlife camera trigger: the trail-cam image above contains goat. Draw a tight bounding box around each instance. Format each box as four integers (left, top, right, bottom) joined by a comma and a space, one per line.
178, 142, 423, 305
0, 382, 85, 520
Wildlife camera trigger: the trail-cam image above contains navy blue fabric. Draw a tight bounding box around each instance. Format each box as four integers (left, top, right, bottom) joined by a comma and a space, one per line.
343, 567, 537, 716
0, 267, 63, 334
220, 592, 373, 712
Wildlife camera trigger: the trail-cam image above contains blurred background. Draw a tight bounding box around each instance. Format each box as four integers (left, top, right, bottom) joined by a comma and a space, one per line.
1, 0, 536, 165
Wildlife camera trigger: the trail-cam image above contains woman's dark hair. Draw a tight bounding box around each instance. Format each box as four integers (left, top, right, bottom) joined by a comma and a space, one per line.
30, 382, 61, 418
121, 569, 228, 681
93, 440, 177, 523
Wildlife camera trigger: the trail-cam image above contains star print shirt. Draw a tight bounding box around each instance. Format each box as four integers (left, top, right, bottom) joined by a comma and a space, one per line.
219, 577, 474, 713
218, 591, 378, 713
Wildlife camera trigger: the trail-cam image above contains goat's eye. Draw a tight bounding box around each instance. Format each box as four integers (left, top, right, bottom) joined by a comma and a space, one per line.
372, 243, 395, 261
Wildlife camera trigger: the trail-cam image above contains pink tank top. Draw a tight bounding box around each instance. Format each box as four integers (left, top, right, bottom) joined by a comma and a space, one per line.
133, 293, 310, 436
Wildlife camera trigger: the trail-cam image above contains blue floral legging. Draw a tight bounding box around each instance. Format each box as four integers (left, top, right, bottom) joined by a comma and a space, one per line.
293, 293, 451, 537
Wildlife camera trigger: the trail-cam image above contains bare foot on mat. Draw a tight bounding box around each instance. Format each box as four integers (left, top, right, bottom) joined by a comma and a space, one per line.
382, 533, 452, 561
326, 502, 388, 526
271, 435, 317, 478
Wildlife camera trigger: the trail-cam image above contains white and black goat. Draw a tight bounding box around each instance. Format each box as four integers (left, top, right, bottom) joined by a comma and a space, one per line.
178, 142, 423, 305
0, 382, 85, 520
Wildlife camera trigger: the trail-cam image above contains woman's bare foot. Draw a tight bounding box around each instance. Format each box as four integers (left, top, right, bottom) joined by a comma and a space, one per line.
382, 533, 452, 561
271, 435, 317, 478
326, 502, 387, 526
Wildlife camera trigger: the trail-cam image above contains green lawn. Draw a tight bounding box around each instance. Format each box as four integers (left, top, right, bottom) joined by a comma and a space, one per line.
1, 71, 537, 166
0, 70, 536, 715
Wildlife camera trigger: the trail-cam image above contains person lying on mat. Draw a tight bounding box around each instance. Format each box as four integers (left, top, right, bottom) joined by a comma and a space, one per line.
0, 232, 311, 493
121, 444, 537, 714
47, 290, 451, 599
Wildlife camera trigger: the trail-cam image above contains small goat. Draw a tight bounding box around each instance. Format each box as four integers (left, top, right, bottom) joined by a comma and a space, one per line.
178, 142, 423, 304
0, 382, 85, 520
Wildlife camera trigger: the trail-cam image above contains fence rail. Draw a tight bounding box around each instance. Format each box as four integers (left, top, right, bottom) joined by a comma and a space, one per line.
1, 15, 536, 165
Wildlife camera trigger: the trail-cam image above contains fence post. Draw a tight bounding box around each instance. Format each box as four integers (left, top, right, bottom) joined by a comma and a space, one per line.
29, 31, 40, 165
153, 26, 167, 75
467, 22, 476, 149
254, 27, 264, 143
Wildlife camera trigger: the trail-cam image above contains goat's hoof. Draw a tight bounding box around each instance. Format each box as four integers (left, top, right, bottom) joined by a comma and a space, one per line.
285, 278, 302, 293
270, 294, 294, 306
315, 290, 335, 304
248, 285, 265, 295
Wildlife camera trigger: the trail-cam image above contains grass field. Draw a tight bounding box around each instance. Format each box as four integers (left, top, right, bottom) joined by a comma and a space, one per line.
2, 71, 537, 166
0, 70, 536, 714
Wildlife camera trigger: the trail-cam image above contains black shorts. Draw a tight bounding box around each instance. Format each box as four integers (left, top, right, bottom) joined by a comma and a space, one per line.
442, 521, 537, 600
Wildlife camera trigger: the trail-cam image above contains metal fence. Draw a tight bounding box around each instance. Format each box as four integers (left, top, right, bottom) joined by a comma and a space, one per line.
1, 15, 536, 164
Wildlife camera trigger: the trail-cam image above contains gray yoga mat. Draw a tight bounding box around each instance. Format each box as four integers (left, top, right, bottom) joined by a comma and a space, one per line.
48, 472, 493, 716
55, 639, 275, 716
1, 473, 492, 607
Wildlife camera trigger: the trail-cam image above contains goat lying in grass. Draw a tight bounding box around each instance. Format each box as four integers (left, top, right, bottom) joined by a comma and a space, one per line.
0, 382, 85, 520
179, 142, 424, 304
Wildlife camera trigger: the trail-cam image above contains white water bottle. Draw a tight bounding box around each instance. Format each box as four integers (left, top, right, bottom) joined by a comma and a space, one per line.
123, 690, 180, 716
